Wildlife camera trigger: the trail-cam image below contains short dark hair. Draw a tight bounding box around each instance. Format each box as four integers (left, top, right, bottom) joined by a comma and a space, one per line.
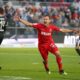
43, 13, 51, 19
0, 7, 4, 14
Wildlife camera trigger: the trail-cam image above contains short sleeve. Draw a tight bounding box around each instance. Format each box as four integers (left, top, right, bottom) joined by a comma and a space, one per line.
32, 23, 41, 30
52, 25, 60, 31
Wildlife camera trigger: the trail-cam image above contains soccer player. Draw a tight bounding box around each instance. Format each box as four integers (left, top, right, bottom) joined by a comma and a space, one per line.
0, 7, 7, 70
14, 14, 74, 75
0, 7, 7, 45
75, 34, 80, 56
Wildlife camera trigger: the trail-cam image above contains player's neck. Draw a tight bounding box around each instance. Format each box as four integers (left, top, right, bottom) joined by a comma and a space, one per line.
0, 14, 4, 16
45, 23, 50, 27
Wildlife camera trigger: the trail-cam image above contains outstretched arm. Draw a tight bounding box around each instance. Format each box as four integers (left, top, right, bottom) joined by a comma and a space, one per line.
60, 28, 73, 33
14, 16, 33, 27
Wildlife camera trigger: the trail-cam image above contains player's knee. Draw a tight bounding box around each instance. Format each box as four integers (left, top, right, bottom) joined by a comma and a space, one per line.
55, 51, 61, 57
55, 53, 61, 58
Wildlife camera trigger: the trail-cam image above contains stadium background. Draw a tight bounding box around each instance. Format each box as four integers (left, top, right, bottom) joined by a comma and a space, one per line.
0, 0, 80, 80
0, 0, 80, 47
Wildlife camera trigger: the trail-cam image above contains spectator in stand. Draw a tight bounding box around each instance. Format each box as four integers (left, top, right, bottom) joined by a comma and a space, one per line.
2, 0, 79, 29
0, 0, 3, 7
64, 7, 71, 23
62, 18, 69, 28
14, 8, 28, 28
51, 8, 62, 27
71, 8, 79, 27
4, 1, 15, 27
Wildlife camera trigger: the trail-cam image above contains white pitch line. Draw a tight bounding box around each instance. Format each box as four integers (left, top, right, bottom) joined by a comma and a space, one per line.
0, 76, 32, 80
20, 54, 80, 58
32, 62, 39, 64
62, 55, 79, 58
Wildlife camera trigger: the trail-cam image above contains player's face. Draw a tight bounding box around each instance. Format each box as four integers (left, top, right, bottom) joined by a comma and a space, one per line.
0, 8, 4, 15
43, 16, 51, 25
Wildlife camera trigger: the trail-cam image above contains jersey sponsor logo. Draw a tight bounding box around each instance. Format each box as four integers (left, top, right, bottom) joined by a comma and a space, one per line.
41, 31, 51, 36
49, 29, 52, 32
50, 43, 56, 48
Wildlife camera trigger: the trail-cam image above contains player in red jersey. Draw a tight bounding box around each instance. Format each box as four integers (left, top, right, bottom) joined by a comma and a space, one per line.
14, 14, 74, 75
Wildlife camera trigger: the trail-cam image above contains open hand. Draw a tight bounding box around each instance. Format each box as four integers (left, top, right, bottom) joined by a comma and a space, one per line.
72, 29, 80, 34
13, 15, 20, 22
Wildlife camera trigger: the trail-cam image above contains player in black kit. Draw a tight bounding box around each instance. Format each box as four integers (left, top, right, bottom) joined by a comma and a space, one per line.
75, 35, 80, 56
0, 7, 7, 45
0, 7, 7, 70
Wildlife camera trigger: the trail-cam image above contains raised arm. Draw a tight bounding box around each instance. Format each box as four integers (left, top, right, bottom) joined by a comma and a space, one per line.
14, 16, 33, 27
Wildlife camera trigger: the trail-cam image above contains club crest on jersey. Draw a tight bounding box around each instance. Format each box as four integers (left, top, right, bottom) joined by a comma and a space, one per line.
49, 29, 52, 32
41, 31, 51, 36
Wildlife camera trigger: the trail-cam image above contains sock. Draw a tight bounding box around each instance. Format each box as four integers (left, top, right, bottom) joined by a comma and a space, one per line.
75, 49, 80, 56
43, 61, 49, 71
56, 56, 63, 72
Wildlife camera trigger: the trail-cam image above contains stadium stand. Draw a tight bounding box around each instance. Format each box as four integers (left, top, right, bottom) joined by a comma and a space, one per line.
0, 0, 80, 43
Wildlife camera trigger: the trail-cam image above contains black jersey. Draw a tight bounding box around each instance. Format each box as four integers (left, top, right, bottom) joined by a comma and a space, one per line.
76, 37, 80, 47
0, 15, 7, 44
0, 16, 7, 32
75, 36, 80, 55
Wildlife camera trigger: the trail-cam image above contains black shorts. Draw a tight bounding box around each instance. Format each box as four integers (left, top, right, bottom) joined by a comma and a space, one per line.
0, 32, 4, 45
76, 42, 80, 47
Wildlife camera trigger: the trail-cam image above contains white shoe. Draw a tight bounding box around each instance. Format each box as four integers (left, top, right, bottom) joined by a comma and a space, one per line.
62, 72, 68, 75
60, 70, 68, 75
47, 71, 51, 75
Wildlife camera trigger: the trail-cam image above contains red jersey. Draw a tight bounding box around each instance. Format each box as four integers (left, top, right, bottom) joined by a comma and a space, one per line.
32, 23, 60, 45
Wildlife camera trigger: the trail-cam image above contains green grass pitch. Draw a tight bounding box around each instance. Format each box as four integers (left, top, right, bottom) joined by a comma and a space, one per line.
0, 48, 80, 80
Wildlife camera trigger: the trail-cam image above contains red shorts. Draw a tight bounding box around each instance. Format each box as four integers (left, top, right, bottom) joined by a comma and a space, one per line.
38, 43, 59, 61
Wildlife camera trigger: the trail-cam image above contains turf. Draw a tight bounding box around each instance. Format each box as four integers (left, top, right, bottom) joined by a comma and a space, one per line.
0, 48, 80, 80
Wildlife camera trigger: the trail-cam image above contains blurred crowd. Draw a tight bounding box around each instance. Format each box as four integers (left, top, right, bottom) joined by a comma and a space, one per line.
1, 0, 80, 29
0, 0, 80, 38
